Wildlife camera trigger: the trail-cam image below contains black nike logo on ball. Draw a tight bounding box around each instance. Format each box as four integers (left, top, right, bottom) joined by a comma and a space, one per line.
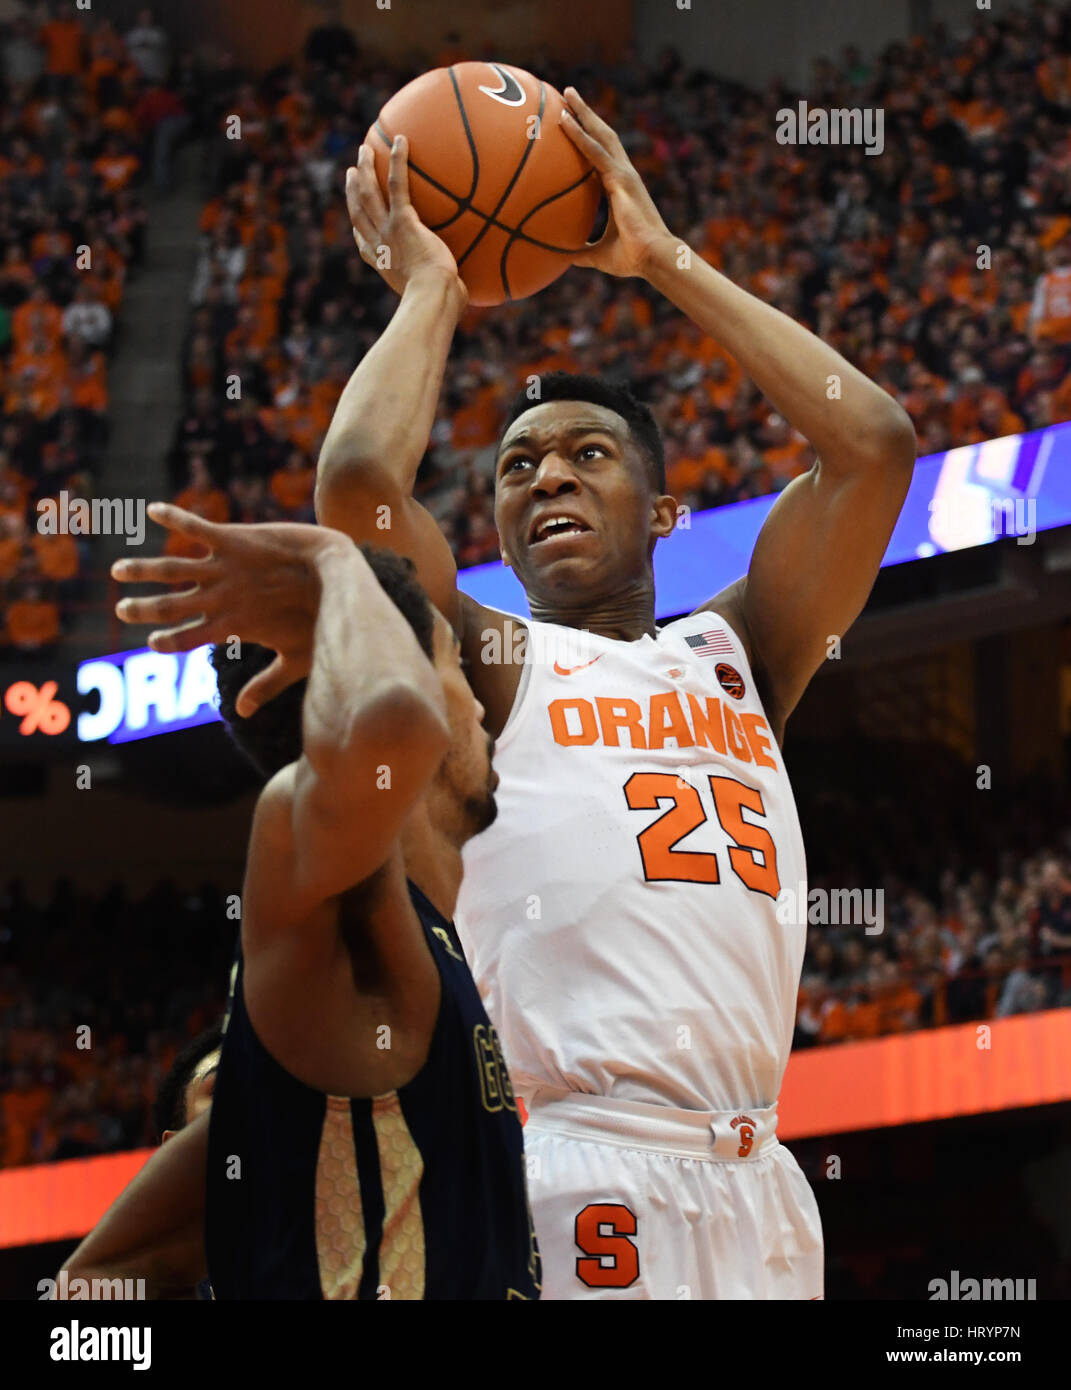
478, 62, 526, 108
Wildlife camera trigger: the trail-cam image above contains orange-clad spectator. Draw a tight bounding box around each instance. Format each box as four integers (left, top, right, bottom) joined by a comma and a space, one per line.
6, 364, 61, 420
703, 358, 741, 411
93, 137, 140, 194
668, 423, 733, 496
39, 14, 84, 78
269, 451, 316, 516
68, 343, 109, 413
600, 294, 652, 337
11, 286, 62, 353
0, 515, 26, 581
236, 275, 280, 346
452, 382, 504, 451
1050, 371, 1071, 424
1, 1070, 51, 1166
7, 586, 61, 651
30, 220, 73, 265
86, 18, 128, 93
309, 363, 349, 426
226, 86, 269, 154
845, 990, 883, 1040
1039, 213, 1071, 252
166, 457, 230, 559
1030, 248, 1071, 345
977, 392, 1025, 441
31, 531, 79, 582
880, 979, 923, 1034
1016, 348, 1065, 405
948, 367, 986, 438
321, 200, 350, 250
11, 329, 66, 382
83, 240, 127, 313
817, 995, 849, 1044
1039, 48, 1071, 108
759, 413, 810, 482
272, 385, 329, 458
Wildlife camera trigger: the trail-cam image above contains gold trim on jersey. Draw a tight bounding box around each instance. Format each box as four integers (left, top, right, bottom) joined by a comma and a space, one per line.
315, 1097, 367, 1299
371, 1095, 426, 1300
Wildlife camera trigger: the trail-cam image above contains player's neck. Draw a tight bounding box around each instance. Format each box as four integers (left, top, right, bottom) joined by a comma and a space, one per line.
400, 805, 464, 924
528, 577, 658, 641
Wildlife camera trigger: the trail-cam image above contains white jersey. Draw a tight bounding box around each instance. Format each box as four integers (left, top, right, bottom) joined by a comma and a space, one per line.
455, 609, 808, 1114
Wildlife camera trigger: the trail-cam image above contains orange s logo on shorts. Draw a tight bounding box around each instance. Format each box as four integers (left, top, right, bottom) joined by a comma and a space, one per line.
730, 1113, 756, 1158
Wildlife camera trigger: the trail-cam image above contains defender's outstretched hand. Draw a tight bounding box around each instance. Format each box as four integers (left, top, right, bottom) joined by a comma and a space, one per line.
559, 86, 673, 279
112, 504, 350, 717
345, 135, 466, 301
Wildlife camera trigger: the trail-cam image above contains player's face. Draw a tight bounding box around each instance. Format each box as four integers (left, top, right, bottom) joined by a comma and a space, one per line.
429, 611, 498, 838
494, 400, 673, 606
183, 1049, 220, 1125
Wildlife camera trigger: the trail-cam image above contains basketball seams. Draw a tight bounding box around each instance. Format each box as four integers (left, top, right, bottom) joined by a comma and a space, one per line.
498, 166, 602, 294
453, 79, 548, 284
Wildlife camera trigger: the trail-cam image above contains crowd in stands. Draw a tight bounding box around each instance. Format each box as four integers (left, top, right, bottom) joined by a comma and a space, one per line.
1, 804, 1069, 1167
794, 849, 1071, 1048
0, 878, 231, 1166
166, 2, 1071, 571
0, 3, 194, 654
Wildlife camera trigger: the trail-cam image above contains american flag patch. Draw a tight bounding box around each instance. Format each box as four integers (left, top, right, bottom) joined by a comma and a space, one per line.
684, 629, 735, 658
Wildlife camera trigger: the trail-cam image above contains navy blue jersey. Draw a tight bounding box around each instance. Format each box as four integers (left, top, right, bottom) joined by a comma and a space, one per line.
205, 881, 540, 1300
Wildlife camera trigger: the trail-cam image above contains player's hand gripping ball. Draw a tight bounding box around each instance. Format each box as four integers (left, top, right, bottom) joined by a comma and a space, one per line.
365, 61, 601, 305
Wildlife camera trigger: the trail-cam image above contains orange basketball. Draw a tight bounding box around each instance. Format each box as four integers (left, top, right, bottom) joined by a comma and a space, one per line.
366, 61, 601, 306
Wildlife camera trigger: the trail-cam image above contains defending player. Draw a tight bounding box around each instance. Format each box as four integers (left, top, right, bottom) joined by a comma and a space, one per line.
316, 100, 917, 1300
154, 1025, 221, 1144
62, 507, 540, 1300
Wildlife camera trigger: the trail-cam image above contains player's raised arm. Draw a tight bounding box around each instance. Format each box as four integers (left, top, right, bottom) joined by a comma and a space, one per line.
271, 528, 450, 912
315, 136, 468, 626
561, 87, 916, 733
114, 504, 450, 908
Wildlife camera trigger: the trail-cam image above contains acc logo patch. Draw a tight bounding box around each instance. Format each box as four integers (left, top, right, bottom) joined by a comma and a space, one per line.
715, 663, 745, 699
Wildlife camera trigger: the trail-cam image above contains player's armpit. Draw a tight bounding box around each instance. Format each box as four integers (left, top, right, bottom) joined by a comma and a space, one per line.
58, 1109, 209, 1300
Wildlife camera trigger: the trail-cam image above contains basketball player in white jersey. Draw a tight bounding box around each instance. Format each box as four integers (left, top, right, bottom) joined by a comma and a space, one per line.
338, 97, 914, 1297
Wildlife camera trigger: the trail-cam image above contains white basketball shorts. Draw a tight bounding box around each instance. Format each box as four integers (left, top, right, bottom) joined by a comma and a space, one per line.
522, 1088, 824, 1300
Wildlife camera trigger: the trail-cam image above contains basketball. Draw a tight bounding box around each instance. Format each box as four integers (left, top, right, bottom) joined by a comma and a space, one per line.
366, 61, 601, 305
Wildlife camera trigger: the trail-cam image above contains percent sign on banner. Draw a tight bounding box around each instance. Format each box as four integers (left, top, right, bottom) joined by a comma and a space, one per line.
2, 680, 71, 736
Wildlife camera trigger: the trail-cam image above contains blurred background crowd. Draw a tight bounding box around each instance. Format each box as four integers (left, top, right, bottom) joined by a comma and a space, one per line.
165, 1, 1071, 567
3, 2, 1071, 630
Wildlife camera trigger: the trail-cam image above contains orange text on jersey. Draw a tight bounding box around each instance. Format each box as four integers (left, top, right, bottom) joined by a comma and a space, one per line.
548, 691, 778, 768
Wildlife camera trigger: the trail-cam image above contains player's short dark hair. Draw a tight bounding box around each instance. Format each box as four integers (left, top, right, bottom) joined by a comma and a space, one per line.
153, 1023, 223, 1139
210, 545, 436, 782
499, 371, 666, 493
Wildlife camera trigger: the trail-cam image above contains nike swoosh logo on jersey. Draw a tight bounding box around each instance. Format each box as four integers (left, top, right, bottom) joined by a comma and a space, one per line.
553, 656, 604, 676
478, 63, 526, 107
